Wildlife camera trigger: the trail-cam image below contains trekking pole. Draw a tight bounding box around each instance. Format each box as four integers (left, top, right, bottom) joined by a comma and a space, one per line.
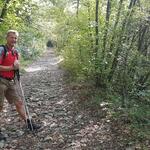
15, 69, 34, 131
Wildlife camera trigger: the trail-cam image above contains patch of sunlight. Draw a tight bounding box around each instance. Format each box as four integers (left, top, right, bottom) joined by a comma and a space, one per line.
56, 99, 64, 105
25, 66, 45, 72
50, 56, 64, 66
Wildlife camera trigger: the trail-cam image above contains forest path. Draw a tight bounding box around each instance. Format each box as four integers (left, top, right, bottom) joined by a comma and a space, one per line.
1, 49, 131, 150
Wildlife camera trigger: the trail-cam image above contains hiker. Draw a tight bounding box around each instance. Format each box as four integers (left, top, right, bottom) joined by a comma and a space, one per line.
0, 30, 40, 141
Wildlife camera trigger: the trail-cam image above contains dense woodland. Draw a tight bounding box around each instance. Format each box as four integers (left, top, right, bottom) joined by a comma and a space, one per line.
0, 0, 150, 148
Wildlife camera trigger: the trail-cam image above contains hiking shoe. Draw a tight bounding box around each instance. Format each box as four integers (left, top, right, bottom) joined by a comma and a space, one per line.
0, 130, 6, 141
26, 119, 41, 131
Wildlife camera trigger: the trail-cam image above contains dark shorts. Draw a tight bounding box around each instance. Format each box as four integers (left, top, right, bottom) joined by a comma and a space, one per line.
0, 78, 20, 107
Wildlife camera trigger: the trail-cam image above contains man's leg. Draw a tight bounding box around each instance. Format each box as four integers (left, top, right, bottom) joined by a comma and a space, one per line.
0, 80, 7, 112
5, 84, 27, 121
0, 105, 6, 141
6, 84, 41, 131
14, 100, 27, 121
0, 81, 7, 141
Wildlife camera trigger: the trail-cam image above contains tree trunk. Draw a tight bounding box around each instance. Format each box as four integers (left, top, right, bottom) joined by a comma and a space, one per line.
129, 0, 137, 9
138, 22, 150, 56
108, 0, 138, 82
95, 0, 99, 58
120, 32, 137, 107
76, 0, 80, 17
0, 0, 11, 23
87, 2, 94, 54
102, 0, 111, 59
94, 0, 100, 86
108, 0, 123, 53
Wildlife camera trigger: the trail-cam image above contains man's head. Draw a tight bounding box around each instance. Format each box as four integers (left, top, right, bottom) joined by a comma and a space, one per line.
6, 30, 19, 48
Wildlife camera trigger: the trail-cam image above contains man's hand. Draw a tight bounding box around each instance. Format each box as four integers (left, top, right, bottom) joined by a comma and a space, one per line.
0, 60, 20, 71
13, 60, 20, 70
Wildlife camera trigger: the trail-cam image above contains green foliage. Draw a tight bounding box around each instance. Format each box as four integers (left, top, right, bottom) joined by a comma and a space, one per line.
0, 0, 149, 144
0, 0, 47, 62
51, 0, 150, 141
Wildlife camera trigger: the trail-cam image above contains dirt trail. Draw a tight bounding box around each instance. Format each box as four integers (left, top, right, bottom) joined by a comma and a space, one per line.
0, 49, 132, 150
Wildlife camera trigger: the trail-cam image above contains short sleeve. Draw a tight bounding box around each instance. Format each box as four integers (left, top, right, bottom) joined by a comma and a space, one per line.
0, 47, 4, 65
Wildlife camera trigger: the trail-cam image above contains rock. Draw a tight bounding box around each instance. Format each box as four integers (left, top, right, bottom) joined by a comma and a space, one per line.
44, 135, 53, 142
16, 130, 24, 136
126, 147, 135, 150
0, 141, 5, 148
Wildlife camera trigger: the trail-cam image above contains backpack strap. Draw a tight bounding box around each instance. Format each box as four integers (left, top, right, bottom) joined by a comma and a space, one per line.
0, 45, 7, 58
0, 45, 18, 59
